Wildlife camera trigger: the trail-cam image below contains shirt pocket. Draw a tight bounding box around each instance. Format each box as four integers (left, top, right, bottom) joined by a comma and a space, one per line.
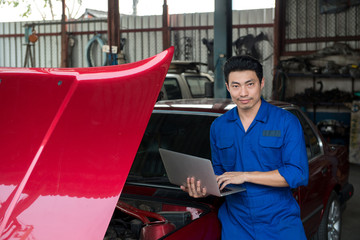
259, 136, 283, 169
216, 138, 236, 170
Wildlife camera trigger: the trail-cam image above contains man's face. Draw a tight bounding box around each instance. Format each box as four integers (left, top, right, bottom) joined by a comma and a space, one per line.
225, 70, 264, 112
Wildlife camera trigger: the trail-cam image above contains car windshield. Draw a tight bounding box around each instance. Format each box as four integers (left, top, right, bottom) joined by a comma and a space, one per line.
185, 76, 211, 98
128, 112, 216, 183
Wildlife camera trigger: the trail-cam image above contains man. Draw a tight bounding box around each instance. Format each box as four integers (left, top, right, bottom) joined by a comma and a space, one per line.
181, 55, 309, 239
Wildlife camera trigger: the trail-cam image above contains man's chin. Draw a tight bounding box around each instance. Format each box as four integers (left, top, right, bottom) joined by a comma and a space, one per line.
236, 104, 252, 110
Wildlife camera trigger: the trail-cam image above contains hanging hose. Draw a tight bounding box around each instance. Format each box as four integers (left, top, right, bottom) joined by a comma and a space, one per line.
86, 34, 107, 67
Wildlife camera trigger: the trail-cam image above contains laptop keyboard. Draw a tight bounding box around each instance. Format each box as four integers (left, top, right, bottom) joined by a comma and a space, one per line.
220, 187, 231, 193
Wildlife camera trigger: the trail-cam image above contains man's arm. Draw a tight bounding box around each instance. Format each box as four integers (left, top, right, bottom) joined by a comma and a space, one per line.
216, 170, 288, 190
277, 112, 309, 188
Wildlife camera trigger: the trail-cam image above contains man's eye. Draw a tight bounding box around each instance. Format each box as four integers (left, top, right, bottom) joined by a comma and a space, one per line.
247, 83, 254, 87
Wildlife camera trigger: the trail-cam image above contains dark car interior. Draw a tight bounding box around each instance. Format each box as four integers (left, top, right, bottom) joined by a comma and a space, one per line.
129, 113, 216, 179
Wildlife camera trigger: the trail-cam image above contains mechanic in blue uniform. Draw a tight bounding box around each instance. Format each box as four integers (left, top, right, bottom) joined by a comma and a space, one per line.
181, 55, 309, 239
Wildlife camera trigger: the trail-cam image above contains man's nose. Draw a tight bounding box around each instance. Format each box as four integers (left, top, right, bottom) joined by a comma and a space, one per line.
239, 86, 248, 97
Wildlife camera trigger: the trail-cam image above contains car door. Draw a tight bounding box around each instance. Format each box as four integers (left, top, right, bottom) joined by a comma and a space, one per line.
288, 108, 332, 237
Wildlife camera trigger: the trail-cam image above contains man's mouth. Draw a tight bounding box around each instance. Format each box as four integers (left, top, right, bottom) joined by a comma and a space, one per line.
238, 99, 251, 104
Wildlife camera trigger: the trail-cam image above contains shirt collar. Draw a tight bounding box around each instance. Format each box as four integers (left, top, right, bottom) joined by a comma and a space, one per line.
227, 97, 269, 123
255, 98, 269, 123
228, 105, 239, 121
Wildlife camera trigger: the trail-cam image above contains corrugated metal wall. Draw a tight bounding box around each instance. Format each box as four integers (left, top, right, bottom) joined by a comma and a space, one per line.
0, 9, 275, 97
0, 9, 274, 67
0, 22, 25, 67
1, 2, 359, 99
120, 15, 163, 64
68, 19, 108, 67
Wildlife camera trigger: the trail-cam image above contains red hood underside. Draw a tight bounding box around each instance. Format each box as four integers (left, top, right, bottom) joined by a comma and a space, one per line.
0, 47, 174, 240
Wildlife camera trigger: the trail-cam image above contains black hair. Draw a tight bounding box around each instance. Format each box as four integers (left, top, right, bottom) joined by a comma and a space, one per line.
223, 55, 263, 84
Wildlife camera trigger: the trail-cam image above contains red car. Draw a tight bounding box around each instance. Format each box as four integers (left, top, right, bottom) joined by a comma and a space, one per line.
113, 98, 353, 240
0, 46, 353, 239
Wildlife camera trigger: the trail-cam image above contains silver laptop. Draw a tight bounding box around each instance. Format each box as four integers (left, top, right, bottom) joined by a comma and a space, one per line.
158, 148, 246, 197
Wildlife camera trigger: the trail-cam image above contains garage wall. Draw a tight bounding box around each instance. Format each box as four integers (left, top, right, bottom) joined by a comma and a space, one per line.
275, 0, 360, 102
284, 0, 360, 53
0, 9, 275, 98
276, 0, 360, 132
0, 9, 274, 68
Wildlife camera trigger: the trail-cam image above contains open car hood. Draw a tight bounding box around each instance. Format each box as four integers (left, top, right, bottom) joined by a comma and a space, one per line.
0, 47, 174, 240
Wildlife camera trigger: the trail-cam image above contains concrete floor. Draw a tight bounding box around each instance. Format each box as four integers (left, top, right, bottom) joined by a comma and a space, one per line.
341, 163, 360, 239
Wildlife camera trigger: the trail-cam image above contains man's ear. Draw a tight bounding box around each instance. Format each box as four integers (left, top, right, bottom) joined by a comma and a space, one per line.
225, 83, 230, 92
260, 78, 265, 90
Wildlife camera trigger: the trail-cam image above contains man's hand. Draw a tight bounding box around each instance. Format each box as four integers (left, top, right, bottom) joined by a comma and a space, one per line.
216, 170, 289, 189
180, 177, 208, 198
216, 172, 247, 190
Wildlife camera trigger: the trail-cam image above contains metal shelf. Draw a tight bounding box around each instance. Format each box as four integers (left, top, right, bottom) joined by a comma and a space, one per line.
287, 72, 357, 95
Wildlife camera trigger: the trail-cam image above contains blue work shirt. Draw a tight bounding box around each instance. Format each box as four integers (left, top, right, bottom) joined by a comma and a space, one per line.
210, 99, 309, 240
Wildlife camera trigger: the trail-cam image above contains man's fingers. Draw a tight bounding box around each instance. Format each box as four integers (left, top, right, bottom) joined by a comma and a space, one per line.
217, 172, 246, 188
187, 177, 198, 197
187, 177, 194, 196
217, 175, 228, 187
186, 177, 206, 198
219, 180, 229, 190
190, 177, 196, 195
181, 177, 208, 198
217, 175, 233, 190
201, 187, 207, 196
180, 185, 188, 192
196, 180, 202, 193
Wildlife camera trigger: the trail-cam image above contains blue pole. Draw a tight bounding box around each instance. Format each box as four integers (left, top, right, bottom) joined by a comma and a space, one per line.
213, 0, 232, 98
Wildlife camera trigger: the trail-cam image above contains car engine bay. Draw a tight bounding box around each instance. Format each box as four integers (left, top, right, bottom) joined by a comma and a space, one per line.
103, 193, 207, 240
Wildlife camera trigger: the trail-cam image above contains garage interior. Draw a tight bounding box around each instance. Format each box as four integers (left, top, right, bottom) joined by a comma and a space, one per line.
0, 0, 359, 239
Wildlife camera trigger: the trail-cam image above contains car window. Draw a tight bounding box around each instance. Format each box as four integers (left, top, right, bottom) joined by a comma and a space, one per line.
164, 78, 182, 99
288, 109, 321, 160
185, 76, 210, 98
130, 113, 216, 178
